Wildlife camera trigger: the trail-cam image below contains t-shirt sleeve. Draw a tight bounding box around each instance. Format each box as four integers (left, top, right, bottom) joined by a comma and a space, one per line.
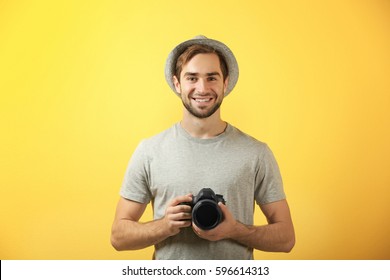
254, 144, 286, 205
120, 140, 152, 204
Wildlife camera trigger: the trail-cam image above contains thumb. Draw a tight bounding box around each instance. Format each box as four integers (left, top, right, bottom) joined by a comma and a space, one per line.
218, 202, 229, 216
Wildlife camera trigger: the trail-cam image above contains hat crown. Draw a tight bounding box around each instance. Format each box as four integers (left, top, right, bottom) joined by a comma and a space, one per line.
193, 35, 208, 40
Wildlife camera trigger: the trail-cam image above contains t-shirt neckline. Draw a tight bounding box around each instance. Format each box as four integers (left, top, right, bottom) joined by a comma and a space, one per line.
176, 122, 232, 144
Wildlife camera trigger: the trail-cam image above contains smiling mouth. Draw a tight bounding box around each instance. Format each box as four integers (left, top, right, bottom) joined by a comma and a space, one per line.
192, 97, 213, 103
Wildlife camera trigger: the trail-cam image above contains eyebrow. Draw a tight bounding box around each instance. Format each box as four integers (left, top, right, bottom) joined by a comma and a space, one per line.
183, 72, 221, 77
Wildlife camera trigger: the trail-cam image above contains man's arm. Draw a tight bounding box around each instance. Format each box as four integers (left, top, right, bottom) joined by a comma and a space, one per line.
193, 199, 295, 253
111, 195, 192, 251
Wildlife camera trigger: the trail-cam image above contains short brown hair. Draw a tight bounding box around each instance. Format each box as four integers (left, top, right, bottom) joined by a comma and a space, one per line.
175, 44, 228, 82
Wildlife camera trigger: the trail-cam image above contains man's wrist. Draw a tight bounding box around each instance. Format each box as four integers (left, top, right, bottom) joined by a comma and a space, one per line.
228, 221, 255, 241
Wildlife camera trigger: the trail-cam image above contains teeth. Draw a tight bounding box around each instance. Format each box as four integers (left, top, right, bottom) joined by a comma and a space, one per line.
194, 98, 211, 102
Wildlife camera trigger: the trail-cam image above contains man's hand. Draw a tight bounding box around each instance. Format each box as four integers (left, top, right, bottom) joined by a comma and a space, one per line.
111, 194, 194, 251
192, 202, 238, 241
162, 194, 193, 236
192, 199, 295, 253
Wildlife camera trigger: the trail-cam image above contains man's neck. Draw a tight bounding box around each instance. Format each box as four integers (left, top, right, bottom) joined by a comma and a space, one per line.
180, 110, 227, 139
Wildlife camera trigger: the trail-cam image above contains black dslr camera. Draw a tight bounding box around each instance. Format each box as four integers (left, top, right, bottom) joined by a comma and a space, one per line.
181, 188, 226, 230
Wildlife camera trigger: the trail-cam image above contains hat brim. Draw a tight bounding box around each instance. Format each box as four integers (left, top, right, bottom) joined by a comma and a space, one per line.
165, 37, 239, 97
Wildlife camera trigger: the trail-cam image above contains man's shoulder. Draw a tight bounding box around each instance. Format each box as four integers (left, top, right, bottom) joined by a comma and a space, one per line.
229, 124, 267, 149
141, 123, 178, 146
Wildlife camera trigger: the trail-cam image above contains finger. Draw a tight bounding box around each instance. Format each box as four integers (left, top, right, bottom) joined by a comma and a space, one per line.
192, 224, 202, 236
168, 194, 193, 206
192, 224, 215, 241
166, 205, 192, 215
177, 204, 192, 213
192, 222, 203, 234
167, 212, 192, 221
218, 202, 229, 216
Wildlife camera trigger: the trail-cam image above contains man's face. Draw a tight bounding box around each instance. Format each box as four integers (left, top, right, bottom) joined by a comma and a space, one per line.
174, 53, 228, 119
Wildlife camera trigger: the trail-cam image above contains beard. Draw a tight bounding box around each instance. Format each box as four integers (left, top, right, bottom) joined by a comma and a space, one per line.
181, 92, 223, 119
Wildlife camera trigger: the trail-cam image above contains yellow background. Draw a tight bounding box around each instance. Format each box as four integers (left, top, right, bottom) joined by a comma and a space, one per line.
1, 0, 389, 260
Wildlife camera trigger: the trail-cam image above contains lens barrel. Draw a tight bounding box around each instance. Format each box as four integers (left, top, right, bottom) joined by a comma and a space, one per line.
192, 199, 223, 230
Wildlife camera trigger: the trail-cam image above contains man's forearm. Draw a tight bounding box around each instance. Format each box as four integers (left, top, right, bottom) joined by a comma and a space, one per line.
230, 221, 295, 253
111, 218, 170, 251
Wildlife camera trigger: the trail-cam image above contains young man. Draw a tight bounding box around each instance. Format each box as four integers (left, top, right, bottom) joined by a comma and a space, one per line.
111, 36, 295, 259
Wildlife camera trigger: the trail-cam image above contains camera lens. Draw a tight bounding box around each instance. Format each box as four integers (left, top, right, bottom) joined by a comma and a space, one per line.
192, 200, 222, 230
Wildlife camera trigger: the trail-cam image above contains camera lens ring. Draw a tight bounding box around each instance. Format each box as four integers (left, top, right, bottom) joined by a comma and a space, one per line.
192, 199, 223, 230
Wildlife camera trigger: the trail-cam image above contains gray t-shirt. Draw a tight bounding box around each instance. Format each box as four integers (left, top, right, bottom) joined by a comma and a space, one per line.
120, 123, 285, 259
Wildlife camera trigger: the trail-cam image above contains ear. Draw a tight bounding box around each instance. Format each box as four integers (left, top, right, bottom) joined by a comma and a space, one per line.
223, 76, 229, 94
173, 76, 181, 94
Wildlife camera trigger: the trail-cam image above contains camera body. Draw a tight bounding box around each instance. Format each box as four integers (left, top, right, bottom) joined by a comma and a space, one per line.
182, 188, 226, 230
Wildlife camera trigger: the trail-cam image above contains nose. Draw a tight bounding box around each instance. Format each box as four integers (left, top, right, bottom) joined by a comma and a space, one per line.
195, 78, 209, 94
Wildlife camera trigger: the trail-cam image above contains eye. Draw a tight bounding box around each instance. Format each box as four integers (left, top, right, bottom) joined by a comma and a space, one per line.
186, 76, 197, 82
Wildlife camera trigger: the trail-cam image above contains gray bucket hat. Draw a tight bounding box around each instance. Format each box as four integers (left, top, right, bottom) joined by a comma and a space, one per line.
165, 35, 239, 97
